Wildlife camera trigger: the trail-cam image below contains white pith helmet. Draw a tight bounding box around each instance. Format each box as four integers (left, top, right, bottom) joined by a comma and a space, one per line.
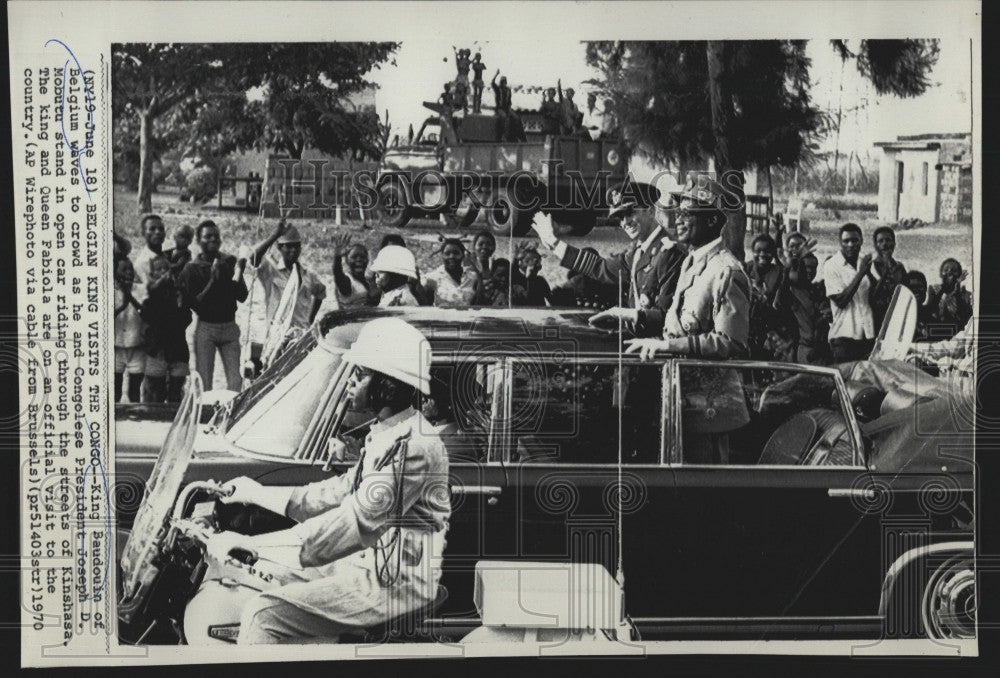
342, 317, 431, 395
370, 245, 418, 279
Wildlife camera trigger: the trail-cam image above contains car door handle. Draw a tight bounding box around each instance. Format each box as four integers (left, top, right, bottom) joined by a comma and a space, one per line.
827, 488, 876, 500
451, 485, 503, 505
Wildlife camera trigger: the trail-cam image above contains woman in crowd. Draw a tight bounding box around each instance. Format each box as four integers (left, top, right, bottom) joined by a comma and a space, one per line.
927, 258, 974, 339
424, 236, 481, 307
331, 233, 373, 308
904, 270, 936, 342
369, 244, 422, 307
867, 225, 907, 331
469, 230, 497, 281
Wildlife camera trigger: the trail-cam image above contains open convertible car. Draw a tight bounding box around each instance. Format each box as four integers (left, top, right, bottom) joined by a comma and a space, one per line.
116, 307, 976, 644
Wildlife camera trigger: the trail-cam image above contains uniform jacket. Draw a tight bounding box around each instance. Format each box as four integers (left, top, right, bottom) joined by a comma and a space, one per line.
661, 237, 751, 359
560, 228, 687, 336
267, 408, 450, 628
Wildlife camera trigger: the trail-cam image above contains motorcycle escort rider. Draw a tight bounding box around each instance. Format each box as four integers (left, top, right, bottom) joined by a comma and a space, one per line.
206, 318, 451, 644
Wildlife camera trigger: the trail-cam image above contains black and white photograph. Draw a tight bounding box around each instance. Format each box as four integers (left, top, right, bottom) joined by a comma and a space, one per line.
8, 0, 985, 665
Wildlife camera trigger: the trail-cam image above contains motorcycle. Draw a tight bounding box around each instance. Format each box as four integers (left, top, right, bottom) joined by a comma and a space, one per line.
117, 373, 446, 646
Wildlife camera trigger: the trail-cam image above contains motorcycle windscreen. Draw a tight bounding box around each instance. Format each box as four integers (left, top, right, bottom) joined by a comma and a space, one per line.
120, 372, 203, 602
224, 324, 360, 460
870, 285, 917, 361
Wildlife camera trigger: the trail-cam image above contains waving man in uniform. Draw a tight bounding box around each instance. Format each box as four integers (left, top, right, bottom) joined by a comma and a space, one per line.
207, 318, 451, 644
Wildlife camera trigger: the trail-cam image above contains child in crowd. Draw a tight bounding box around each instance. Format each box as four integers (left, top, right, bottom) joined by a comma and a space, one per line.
140, 256, 193, 402
479, 258, 528, 306
469, 230, 497, 281
745, 234, 786, 359
369, 245, 422, 307
904, 270, 936, 343
514, 244, 551, 306
778, 252, 831, 365
114, 257, 146, 402
164, 224, 194, 278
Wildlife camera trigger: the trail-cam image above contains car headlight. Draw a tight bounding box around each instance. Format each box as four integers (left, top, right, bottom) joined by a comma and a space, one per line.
607, 149, 620, 166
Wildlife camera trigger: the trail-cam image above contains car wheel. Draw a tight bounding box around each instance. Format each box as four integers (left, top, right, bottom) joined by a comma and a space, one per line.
921, 554, 976, 640
487, 190, 535, 237
376, 181, 411, 229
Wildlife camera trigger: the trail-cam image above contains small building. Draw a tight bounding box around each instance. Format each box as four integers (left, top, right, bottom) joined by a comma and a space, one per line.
874, 133, 972, 223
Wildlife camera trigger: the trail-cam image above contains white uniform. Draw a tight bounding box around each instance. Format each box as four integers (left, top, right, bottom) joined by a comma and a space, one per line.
239, 407, 450, 642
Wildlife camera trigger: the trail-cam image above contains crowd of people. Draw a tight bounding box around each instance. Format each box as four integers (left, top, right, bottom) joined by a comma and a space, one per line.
113, 187, 973, 402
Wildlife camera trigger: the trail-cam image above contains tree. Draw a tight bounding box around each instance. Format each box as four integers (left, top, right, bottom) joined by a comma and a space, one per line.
585, 40, 939, 258
223, 43, 399, 160
112, 43, 399, 212
112, 44, 231, 213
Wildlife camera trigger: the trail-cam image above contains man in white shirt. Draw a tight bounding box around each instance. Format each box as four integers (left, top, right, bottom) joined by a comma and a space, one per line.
822, 223, 875, 362
250, 220, 327, 330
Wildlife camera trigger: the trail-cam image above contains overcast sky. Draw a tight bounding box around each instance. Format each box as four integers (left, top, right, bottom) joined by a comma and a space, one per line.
369, 38, 973, 158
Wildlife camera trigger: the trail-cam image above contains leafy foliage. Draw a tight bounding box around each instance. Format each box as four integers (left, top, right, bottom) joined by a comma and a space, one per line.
831, 39, 940, 98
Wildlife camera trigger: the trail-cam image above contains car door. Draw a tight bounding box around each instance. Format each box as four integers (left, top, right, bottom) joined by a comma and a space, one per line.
627, 360, 885, 639
504, 354, 670, 628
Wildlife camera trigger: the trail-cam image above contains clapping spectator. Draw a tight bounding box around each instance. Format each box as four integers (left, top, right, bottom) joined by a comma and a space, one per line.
177, 220, 249, 391
478, 258, 527, 306
868, 226, 907, 332
927, 258, 973, 340
140, 256, 192, 402
114, 258, 146, 403
823, 223, 876, 362
469, 230, 496, 281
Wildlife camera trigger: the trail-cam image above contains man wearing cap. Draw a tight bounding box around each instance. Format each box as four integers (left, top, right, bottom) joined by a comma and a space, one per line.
208, 318, 450, 644
250, 219, 327, 330
625, 175, 751, 360
532, 187, 687, 337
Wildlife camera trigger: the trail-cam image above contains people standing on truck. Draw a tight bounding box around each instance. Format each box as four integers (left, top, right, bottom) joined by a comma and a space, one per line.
210, 318, 451, 644
557, 80, 581, 135
114, 257, 146, 403
370, 245, 422, 307
540, 88, 561, 135
623, 176, 751, 360
140, 255, 192, 403
471, 52, 486, 114
250, 219, 327, 330
331, 233, 373, 309
131, 214, 166, 285
177, 220, 249, 391
513, 244, 552, 306
868, 225, 907, 332
424, 237, 481, 307
536, 190, 686, 337
822, 223, 876, 363
926, 258, 973, 340
491, 70, 512, 141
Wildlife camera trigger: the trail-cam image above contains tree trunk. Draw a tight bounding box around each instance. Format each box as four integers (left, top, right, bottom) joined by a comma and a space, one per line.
137, 109, 154, 213
706, 41, 744, 261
